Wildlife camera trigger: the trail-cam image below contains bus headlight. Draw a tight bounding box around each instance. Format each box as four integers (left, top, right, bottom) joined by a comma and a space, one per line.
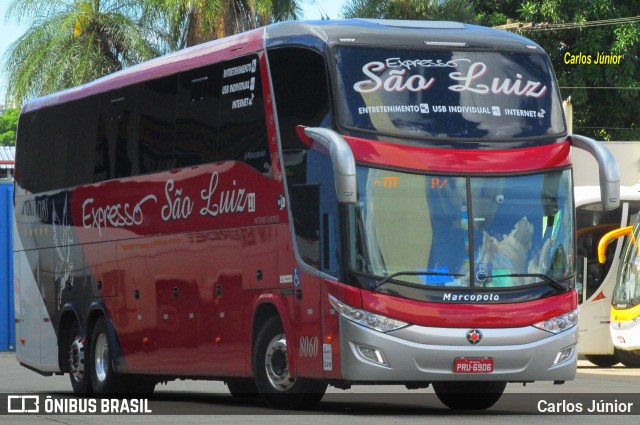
329, 295, 409, 333
533, 308, 579, 334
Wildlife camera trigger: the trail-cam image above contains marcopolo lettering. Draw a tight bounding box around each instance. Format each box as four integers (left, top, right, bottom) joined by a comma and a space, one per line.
442, 293, 500, 302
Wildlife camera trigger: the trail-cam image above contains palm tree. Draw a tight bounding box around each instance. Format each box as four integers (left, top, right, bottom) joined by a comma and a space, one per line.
341, 0, 476, 22
3, 0, 165, 104
140, 0, 302, 49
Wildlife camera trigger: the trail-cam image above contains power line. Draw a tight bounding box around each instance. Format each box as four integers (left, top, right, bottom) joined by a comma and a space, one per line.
496, 16, 640, 33
312, 1, 330, 20
521, 16, 640, 32
575, 126, 640, 131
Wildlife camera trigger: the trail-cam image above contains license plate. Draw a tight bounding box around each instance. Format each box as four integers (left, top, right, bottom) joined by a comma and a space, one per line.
454, 357, 494, 373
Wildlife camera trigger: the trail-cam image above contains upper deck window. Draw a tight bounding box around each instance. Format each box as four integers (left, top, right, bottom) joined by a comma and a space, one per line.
334, 47, 565, 141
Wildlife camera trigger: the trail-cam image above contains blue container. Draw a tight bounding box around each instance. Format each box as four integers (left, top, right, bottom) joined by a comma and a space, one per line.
0, 181, 14, 351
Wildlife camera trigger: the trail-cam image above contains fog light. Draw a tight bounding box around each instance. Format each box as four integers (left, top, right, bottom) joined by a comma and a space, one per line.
554, 346, 573, 365
356, 345, 388, 366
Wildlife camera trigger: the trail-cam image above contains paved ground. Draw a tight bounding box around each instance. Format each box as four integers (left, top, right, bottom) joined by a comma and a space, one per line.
0, 354, 638, 424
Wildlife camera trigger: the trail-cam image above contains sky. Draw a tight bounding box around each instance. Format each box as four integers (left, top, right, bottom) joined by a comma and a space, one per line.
0, 0, 344, 105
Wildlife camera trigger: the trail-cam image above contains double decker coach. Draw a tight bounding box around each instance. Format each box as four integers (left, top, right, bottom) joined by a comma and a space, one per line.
13, 19, 619, 410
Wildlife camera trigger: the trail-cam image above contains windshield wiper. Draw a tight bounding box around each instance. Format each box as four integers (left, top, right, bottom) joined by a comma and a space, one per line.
478, 273, 566, 291
370, 271, 464, 291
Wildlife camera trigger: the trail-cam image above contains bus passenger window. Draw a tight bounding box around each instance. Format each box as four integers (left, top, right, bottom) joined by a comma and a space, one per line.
138, 76, 178, 174
175, 65, 220, 167
96, 86, 138, 180
218, 54, 271, 175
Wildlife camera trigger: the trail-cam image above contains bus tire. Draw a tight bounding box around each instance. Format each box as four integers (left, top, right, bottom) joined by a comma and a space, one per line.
67, 321, 92, 394
225, 378, 259, 398
617, 349, 640, 368
127, 375, 157, 395
252, 316, 327, 409
433, 381, 506, 410
584, 354, 619, 368
89, 317, 127, 394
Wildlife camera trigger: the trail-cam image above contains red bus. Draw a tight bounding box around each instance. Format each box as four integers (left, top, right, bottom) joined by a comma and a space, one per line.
13, 19, 620, 410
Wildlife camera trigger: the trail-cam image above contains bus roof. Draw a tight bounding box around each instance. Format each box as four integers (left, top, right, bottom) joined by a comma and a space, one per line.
265, 19, 542, 51
22, 19, 543, 114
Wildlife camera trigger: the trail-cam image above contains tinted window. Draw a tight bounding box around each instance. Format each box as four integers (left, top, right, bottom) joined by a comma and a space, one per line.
334, 47, 565, 141
15, 111, 40, 192
268, 48, 331, 151
138, 76, 178, 173
21, 95, 99, 192
175, 65, 220, 167
65, 96, 98, 187
19, 52, 276, 192
96, 86, 138, 180
219, 54, 270, 175
268, 47, 337, 275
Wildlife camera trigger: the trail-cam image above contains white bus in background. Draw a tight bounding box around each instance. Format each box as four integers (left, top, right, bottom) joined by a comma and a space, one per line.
576, 184, 640, 366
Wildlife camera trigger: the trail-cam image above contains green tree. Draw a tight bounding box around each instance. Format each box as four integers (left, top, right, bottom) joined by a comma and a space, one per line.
141, 0, 302, 49
474, 0, 640, 141
2, 0, 166, 104
0, 107, 19, 146
341, 0, 476, 22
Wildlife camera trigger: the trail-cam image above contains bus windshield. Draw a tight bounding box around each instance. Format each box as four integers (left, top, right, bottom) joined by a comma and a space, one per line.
613, 218, 640, 307
352, 168, 574, 288
334, 47, 565, 141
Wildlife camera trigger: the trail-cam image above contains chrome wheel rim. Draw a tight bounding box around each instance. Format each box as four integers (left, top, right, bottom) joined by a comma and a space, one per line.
94, 333, 109, 383
68, 336, 85, 382
264, 334, 295, 391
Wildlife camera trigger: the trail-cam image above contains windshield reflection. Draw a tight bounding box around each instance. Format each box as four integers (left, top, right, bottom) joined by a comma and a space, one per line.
614, 219, 640, 307
352, 167, 574, 288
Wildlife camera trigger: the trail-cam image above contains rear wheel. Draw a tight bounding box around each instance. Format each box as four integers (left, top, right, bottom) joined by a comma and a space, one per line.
433, 381, 506, 410
67, 321, 92, 394
584, 354, 620, 368
89, 317, 128, 394
253, 316, 327, 409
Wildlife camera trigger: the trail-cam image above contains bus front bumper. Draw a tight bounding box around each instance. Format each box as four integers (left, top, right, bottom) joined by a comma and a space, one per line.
338, 317, 578, 382
611, 321, 640, 351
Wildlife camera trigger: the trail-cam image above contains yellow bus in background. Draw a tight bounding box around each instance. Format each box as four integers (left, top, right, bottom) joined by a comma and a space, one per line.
599, 207, 640, 366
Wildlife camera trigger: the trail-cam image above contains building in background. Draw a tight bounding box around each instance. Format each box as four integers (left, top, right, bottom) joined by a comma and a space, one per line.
572, 142, 640, 187
0, 146, 15, 178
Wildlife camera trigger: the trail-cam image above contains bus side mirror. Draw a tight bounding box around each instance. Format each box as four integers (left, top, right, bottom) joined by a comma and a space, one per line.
569, 134, 620, 210
300, 127, 357, 204
598, 226, 633, 264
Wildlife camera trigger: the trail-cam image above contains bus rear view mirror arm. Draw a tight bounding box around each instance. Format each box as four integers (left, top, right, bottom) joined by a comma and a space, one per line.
303, 127, 357, 204
597, 226, 634, 264
569, 134, 620, 210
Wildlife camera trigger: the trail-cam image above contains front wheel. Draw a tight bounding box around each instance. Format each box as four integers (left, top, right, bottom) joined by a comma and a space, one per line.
252, 316, 327, 409
584, 354, 620, 368
617, 349, 640, 368
433, 381, 506, 410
